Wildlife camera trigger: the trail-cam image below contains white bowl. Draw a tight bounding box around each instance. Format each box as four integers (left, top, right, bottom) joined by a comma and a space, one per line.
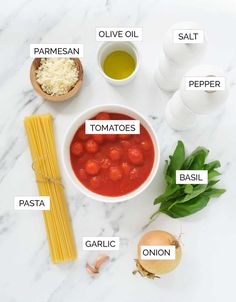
62, 104, 160, 203
97, 42, 139, 86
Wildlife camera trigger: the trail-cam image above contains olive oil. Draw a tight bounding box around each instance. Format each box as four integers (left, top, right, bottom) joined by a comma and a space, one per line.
103, 51, 136, 80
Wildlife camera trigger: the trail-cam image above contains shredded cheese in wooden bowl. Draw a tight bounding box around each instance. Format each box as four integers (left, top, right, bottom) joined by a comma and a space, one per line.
36, 58, 79, 96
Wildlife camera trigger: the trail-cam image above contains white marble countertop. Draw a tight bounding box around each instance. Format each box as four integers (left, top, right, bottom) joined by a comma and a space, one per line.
1, 0, 236, 301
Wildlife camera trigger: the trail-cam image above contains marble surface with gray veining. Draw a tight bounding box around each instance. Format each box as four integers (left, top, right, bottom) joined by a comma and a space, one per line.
0, 0, 236, 301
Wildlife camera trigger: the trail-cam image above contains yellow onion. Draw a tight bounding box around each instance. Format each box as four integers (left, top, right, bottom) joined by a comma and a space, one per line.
134, 230, 182, 279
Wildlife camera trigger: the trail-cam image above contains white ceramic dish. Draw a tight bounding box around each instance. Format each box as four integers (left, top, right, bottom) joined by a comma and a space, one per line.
62, 104, 160, 203
97, 42, 139, 86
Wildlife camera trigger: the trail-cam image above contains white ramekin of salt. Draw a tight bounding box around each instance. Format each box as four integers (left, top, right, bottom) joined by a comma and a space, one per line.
155, 22, 207, 92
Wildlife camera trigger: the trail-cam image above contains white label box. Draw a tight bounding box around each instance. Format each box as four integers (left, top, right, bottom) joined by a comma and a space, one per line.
85, 120, 140, 134
96, 27, 142, 41
14, 196, 50, 210
141, 245, 176, 260
184, 76, 226, 91
82, 237, 120, 251
176, 170, 208, 184
30, 44, 83, 58
173, 29, 205, 43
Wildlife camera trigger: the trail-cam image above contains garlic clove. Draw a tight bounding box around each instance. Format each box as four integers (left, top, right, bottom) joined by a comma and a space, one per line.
94, 255, 109, 270
86, 263, 99, 276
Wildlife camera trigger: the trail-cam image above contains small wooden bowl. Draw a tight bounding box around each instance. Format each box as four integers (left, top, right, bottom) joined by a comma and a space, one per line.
30, 58, 83, 102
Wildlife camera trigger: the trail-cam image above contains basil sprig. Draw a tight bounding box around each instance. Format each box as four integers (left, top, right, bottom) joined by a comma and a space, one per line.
151, 141, 225, 219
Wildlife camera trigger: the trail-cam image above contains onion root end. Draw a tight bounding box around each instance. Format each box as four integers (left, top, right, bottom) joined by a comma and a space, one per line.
133, 259, 160, 280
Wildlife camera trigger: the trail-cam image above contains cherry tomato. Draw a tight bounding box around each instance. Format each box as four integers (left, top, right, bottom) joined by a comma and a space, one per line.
118, 134, 131, 140
120, 140, 131, 149
109, 166, 123, 181
90, 176, 101, 189
133, 135, 141, 144
140, 140, 151, 151
86, 139, 98, 154
100, 158, 111, 169
78, 168, 87, 180
77, 125, 89, 141
104, 134, 117, 141
121, 162, 131, 175
85, 159, 100, 175
128, 147, 144, 165
96, 112, 111, 120
129, 167, 139, 180
92, 134, 104, 144
109, 147, 122, 161
71, 141, 83, 157
94, 152, 103, 161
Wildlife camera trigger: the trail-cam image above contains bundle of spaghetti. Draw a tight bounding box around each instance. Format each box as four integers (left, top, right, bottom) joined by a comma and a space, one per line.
24, 114, 77, 263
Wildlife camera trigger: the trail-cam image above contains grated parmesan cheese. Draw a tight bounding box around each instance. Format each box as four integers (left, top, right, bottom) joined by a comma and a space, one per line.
36, 58, 79, 96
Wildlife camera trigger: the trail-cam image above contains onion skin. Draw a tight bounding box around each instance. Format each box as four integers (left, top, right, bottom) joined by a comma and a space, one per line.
137, 230, 182, 276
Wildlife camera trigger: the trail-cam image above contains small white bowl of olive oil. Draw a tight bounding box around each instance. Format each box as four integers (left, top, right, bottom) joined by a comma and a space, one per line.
97, 41, 139, 86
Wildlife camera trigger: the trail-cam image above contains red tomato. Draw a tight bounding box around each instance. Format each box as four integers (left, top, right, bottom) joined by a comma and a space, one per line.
78, 168, 87, 180
133, 135, 141, 143
94, 152, 103, 161
129, 167, 139, 180
78, 125, 89, 141
86, 139, 98, 154
128, 147, 144, 165
96, 112, 111, 120
118, 134, 131, 140
104, 134, 117, 141
120, 140, 131, 149
85, 159, 100, 175
109, 147, 122, 161
121, 162, 131, 175
92, 134, 104, 144
140, 140, 151, 151
90, 176, 101, 189
100, 158, 111, 169
71, 141, 83, 157
109, 166, 123, 181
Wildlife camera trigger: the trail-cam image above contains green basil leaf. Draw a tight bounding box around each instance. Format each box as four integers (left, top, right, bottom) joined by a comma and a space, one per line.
160, 188, 225, 218
204, 160, 221, 171
182, 147, 209, 170
207, 179, 220, 188
208, 169, 221, 180
204, 188, 226, 198
159, 198, 177, 212
154, 184, 180, 205
168, 184, 208, 209
189, 150, 209, 170
160, 194, 210, 218
163, 160, 169, 176
184, 184, 193, 194
165, 174, 174, 185
166, 141, 185, 182
163, 159, 174, 184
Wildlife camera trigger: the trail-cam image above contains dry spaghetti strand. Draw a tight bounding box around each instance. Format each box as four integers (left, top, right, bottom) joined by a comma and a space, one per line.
24, 114, 77, 263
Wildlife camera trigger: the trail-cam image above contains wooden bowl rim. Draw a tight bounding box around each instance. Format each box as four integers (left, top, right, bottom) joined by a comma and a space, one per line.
30, 58, 84, 102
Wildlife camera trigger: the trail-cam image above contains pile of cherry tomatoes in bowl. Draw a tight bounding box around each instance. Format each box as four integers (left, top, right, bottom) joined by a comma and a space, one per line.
70, 111, 155, 198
